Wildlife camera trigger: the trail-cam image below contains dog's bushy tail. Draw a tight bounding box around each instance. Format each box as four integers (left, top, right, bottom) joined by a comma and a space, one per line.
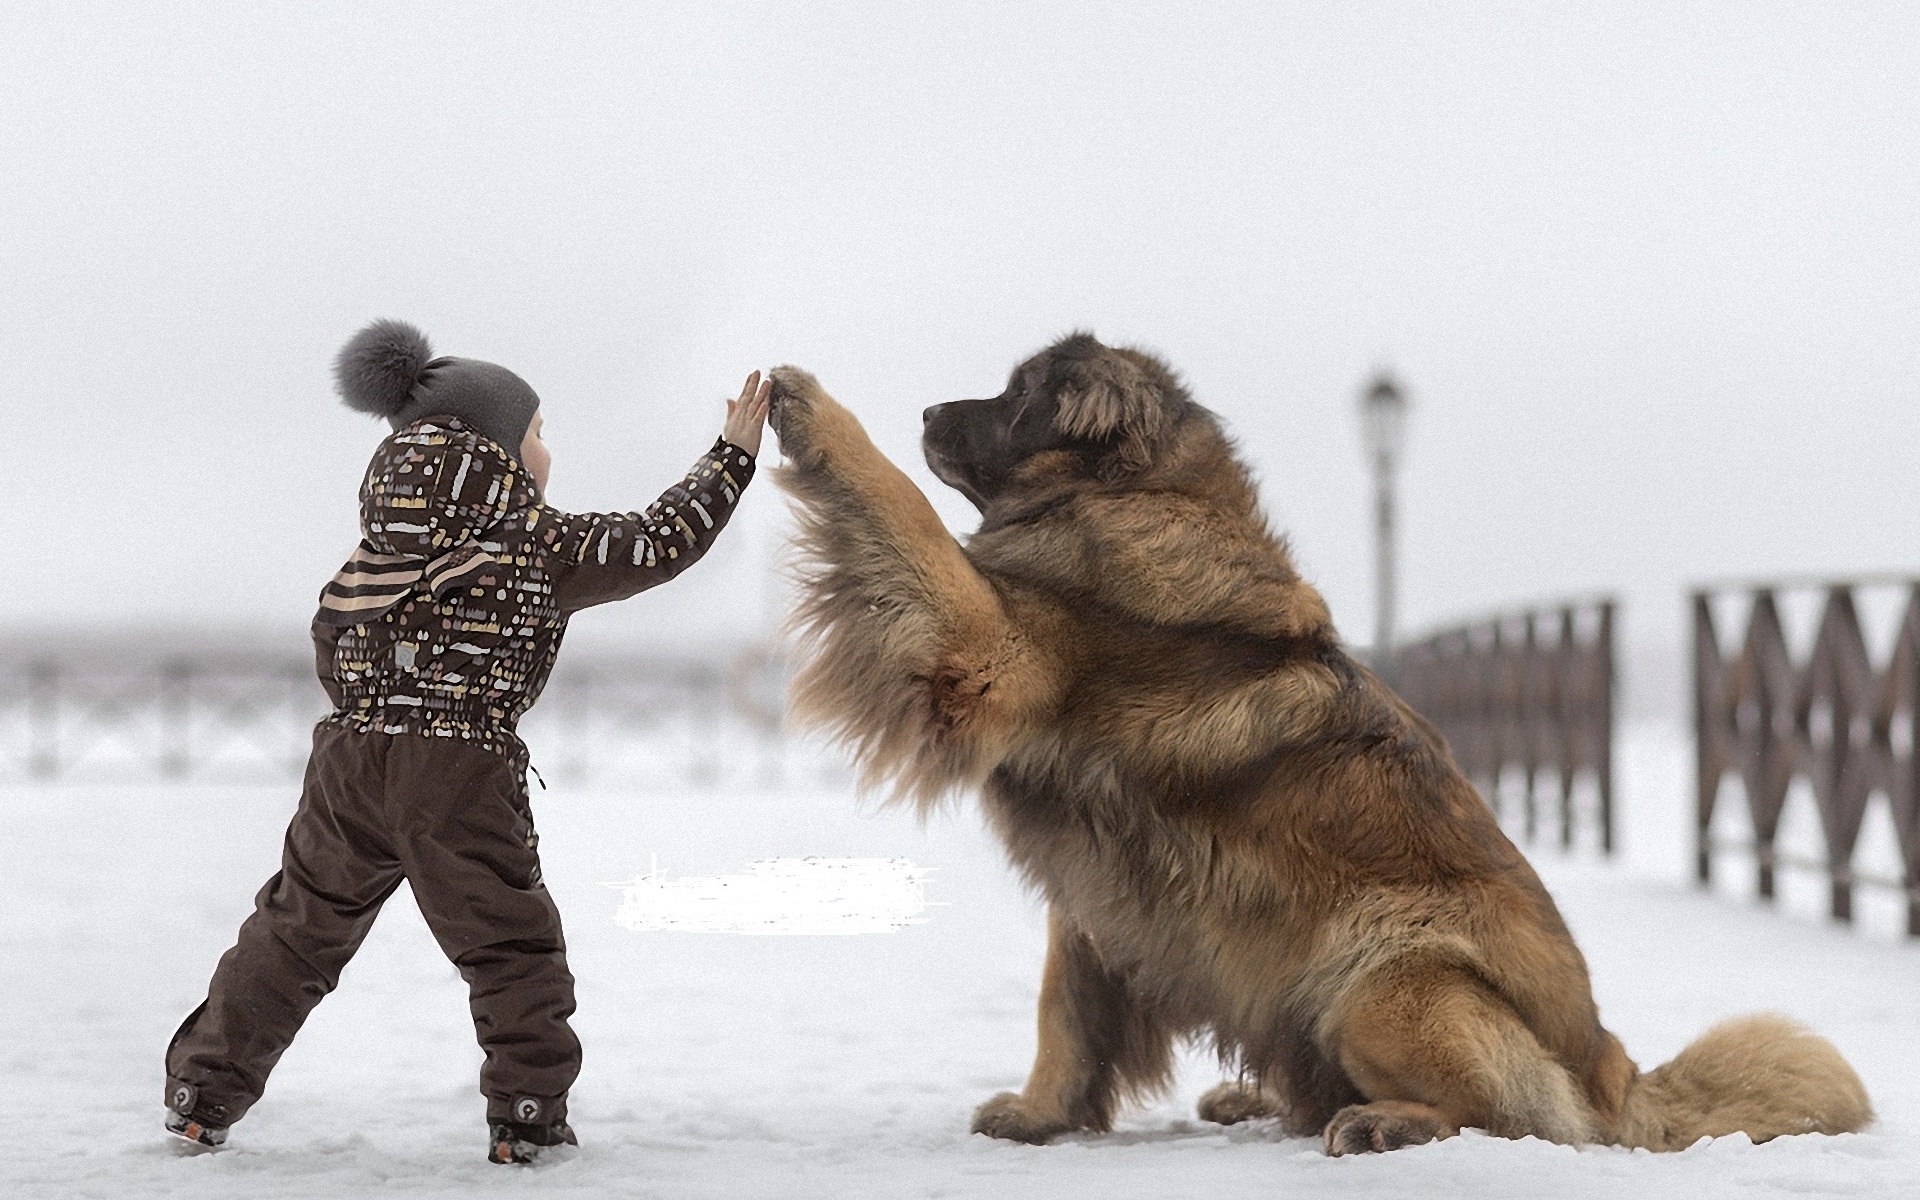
1615, 1014, 1871, 1150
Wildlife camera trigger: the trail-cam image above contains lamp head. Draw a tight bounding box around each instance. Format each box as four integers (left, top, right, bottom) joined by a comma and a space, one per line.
1360, 372, 1409, 467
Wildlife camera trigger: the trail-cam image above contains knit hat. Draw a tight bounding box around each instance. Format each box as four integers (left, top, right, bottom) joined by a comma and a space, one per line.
332, 319, 541, 462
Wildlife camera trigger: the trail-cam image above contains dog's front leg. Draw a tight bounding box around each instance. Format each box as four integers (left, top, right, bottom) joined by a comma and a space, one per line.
972, 906, 1170, 1143
769, 366, 1057, 801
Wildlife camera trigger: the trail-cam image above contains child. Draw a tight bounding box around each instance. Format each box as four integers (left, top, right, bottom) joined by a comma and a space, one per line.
163, 319, 770, 1164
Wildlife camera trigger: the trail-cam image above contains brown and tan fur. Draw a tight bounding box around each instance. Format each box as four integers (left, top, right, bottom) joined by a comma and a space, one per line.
767, 334, 1871, 1155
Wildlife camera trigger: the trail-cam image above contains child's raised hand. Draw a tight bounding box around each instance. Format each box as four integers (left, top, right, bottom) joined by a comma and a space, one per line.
723, 371, 773, 458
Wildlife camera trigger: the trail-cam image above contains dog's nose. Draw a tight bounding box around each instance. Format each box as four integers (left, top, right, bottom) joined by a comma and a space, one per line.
923, 403, 946, 426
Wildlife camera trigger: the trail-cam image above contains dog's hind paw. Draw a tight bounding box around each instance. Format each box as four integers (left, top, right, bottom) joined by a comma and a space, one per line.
970, 1091, 1073, 1145
1197, 1080, 1279, 1126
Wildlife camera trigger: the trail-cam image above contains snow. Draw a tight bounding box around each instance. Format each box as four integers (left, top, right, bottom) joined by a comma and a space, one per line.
5, 723, 1919, 1199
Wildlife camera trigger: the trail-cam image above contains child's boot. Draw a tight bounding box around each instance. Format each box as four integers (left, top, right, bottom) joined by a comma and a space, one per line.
165, 1108, 230, 1154
487, 1119, 578, 1164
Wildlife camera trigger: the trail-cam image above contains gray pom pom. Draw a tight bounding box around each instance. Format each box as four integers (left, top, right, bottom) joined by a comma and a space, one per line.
333, 319, 433, 417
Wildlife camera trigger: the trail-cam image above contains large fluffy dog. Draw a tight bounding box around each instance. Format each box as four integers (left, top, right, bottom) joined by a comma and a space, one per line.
767, 335, 1870, 1154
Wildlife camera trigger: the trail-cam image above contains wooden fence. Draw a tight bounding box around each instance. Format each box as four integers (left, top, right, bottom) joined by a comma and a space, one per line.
1394, 599, 1617, 853
1693, 580, 1920, 934
0, 635, 811, 790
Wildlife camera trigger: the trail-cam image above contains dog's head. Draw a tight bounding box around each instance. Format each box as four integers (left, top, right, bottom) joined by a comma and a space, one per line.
921, 332, 1195, 512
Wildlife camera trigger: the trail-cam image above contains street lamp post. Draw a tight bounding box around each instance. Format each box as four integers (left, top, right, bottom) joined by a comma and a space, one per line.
1359, 373, 1409, 683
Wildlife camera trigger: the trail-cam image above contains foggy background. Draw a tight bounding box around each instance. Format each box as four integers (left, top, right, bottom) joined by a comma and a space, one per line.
5, 1, 1917, 716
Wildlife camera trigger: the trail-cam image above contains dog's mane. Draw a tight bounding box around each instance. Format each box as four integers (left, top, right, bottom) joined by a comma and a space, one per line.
967, 415, 1333, 646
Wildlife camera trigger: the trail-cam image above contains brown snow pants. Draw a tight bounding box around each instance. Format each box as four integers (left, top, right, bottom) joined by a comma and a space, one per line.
165, 724, 579, 1127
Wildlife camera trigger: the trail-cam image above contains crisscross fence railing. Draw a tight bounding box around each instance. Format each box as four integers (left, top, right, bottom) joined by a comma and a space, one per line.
1394, 599, 1616, 853
0, 634, 808, 790
1693, 579, 1920, 934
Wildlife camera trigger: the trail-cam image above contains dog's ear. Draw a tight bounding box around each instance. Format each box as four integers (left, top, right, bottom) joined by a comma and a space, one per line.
1052, 337, 1166, 476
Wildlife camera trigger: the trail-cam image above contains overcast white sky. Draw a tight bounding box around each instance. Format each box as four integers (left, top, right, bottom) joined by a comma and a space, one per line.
4, 2, 1916, 671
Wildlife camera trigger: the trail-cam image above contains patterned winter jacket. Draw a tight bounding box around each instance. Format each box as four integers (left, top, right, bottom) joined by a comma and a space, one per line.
311, 416, 755, 760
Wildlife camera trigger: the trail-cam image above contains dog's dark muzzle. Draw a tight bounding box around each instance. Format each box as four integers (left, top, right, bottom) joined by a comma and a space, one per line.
921, 402, 966, 466
922, 402, 989, 506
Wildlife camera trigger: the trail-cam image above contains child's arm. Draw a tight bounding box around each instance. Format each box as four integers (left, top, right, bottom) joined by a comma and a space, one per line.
548, 373, 771, 613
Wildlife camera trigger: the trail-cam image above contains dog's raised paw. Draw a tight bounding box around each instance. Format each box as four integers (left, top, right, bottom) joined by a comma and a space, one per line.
767, 365, 828, 464
767, 364, 820, 404
970, 1091, 1071, 1145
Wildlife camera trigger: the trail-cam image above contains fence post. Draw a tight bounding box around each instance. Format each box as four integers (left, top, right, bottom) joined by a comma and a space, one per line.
1814, 585, 1868, 926
1520, 614, 1539, 843
1755, 597, 1775, 904
27, 661, 58, 780
1902, 586, 1920, 937
1498, 619, 1532, 843
1596, 600, 1615, 855
1469, 630, 1499, 821
1692, 593, 1720, 886
1557, 607, 1577, 851
159, 659, 192, 780
562, 669, 597, 787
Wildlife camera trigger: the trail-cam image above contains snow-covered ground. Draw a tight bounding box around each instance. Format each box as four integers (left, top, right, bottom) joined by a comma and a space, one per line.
6, 722, 1919, 1199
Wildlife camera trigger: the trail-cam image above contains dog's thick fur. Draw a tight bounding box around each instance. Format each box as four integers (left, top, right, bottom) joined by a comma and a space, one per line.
768, 334, 1871, 1154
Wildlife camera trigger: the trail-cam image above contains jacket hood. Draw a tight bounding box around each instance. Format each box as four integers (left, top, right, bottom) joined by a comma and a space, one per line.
360, 418, 535, 555
316, 418, 541, 628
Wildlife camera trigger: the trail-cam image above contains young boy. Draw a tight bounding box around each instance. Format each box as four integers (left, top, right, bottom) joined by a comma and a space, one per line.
163, 319, 770, 1163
